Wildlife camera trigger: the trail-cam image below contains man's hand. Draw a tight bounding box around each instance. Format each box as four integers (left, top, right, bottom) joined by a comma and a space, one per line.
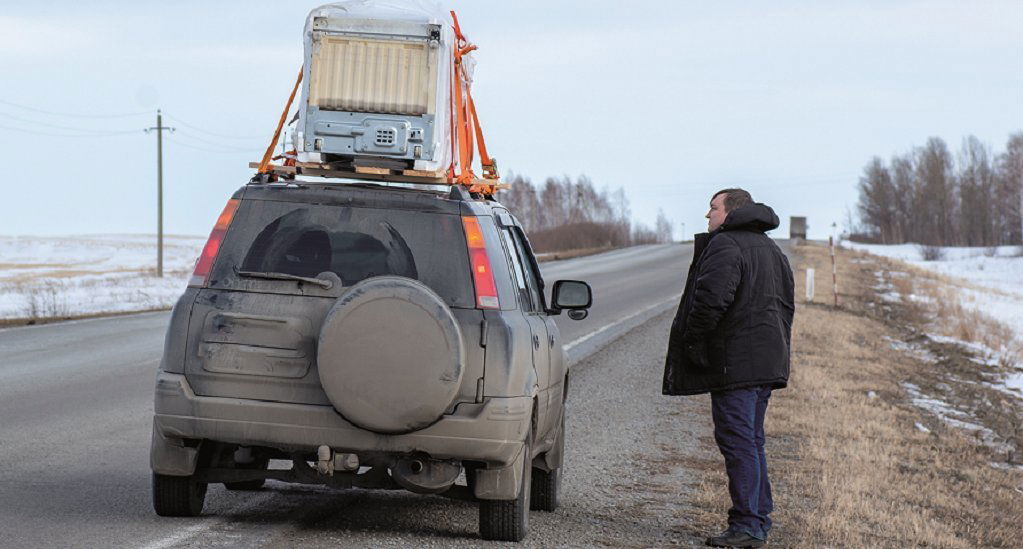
684, 340, 711, 370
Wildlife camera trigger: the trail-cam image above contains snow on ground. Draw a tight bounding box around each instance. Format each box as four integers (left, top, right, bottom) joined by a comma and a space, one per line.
901, 381, 1012, 454
845, 242, 1023, 338
883, 335, 939, 364
848, 241, 1023, 405
0, 234, 205, 320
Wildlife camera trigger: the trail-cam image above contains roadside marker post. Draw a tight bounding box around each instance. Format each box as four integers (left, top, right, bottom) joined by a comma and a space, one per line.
806, 268, 815, 302
829, 236, 838, 307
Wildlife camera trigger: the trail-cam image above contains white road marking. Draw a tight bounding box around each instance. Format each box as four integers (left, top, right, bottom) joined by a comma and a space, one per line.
564, 292, 682, 352
138, 523, 212, 549
138, 492, 275, 549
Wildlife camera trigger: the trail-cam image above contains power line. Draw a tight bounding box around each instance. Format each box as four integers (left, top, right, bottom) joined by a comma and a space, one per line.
0, 102, 269, 150
165, 135, 255, 155
0, 111, 139, 134
0, 123, 142, 138
0, 98, 152, 119
169, 128, 260, 152
163, 113, 269, 140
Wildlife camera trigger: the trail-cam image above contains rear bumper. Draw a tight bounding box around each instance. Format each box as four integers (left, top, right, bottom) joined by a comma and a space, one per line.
151, 372, 530, 474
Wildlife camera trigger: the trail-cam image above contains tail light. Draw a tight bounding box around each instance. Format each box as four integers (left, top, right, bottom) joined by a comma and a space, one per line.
461, 216, 500, 309
188, 199, 240, 288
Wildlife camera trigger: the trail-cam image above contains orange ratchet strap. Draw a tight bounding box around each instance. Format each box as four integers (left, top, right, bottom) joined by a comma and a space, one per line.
257, 67, 304, 175
450, 11, 501, 193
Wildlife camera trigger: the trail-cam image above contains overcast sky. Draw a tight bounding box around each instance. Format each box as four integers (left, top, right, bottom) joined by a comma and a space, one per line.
1, 0, 1021, 240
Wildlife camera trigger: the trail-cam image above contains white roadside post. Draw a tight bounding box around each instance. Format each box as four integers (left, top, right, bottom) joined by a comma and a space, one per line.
806, 268, 815, 302
829, 236, 838, 306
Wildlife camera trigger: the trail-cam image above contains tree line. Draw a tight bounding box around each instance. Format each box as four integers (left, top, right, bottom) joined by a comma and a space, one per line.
854, 133, 1023, 246
497, 173, 674, 253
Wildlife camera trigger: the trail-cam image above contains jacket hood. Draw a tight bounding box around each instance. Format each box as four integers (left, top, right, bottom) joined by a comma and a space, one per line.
720, 203, 779, 233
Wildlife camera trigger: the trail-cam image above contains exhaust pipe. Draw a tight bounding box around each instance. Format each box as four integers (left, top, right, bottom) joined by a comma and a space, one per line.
391, 456, 460, 494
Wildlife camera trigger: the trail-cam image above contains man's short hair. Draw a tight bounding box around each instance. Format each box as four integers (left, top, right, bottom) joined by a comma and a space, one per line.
712, 188, 753, 213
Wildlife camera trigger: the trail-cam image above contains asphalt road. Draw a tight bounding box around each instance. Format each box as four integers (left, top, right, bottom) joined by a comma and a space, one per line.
0, 242, 695, 548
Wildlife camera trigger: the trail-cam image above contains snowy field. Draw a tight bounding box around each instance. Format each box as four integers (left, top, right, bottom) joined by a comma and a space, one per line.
844, 242, 1023, 341
844, 241, 1023, 398
0, 235, 205, 320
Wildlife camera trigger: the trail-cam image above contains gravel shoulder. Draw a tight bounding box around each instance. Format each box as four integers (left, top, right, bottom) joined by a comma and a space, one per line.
152, 309, 717, 548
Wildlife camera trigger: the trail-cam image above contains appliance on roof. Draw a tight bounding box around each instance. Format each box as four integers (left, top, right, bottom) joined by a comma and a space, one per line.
252, 1, 502, 195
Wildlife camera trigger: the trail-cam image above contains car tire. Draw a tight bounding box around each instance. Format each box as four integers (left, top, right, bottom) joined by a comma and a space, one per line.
479, 433, 532, 541
531, 410, 564, 512
224, 457, 269, 491
152, 472, 207, 517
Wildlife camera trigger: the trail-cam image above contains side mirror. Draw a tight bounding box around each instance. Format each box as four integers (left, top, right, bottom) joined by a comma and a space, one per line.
551, 280, 592, 320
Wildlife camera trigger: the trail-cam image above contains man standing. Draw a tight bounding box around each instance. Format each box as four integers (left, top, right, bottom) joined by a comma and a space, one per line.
663, 189, 794, 548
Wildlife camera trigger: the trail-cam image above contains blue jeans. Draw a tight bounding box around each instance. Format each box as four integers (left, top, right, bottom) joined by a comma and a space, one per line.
711, 386, 773, 539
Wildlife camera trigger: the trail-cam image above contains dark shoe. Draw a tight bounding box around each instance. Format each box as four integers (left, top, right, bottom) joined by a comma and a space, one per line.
705, 528, 766, 548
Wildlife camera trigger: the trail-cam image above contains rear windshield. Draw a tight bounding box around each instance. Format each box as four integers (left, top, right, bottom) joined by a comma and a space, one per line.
209, 199, 473, 307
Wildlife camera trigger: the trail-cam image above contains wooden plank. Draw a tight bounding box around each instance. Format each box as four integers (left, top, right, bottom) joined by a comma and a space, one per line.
248, 162, 297, 175
250, 161, 450, 185
354, 166, 392, 176
402, 168, 447, 178
300, 167, 448, 184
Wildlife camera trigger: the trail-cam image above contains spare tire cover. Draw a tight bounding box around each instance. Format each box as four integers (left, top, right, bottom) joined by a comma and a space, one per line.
317, 276, 465, 434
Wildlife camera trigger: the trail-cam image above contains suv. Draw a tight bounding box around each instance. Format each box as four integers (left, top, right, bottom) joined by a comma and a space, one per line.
150, 180, 592, 542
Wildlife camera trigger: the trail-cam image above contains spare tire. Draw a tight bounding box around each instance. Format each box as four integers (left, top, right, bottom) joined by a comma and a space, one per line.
317, 276, 465, 434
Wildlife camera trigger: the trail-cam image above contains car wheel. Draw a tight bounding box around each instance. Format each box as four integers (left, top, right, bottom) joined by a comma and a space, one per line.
478, 432, 532, 541
531, 410, 564, 512
152, 472, 207, 517
224, 456, 269, 491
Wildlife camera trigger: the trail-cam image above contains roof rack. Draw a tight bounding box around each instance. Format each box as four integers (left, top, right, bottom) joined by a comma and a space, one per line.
248, 161, 448, 185
249, 160, 507, 194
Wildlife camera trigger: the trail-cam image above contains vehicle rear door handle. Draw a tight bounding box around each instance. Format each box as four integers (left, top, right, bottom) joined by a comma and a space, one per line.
532, 334, 540, 349
548, 334, 555, 348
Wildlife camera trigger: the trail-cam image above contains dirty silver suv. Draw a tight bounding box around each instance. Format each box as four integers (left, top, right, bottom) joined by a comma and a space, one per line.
150, 180, 592, 542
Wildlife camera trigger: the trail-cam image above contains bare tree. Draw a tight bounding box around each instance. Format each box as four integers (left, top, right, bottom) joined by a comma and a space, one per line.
538, 178, 566, 230
631, 222, 659, 245
914, 138, 958, 245
655, 209, 674, 243
957, 136, 995, 246
890, 153, 915, 243
853, 132, 1023, 246
497, 174, 642, 252
995, 132, 1023, 245
856, 157, 898, 243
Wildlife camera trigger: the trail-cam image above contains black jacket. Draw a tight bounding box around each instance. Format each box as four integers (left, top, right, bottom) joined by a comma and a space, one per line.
662, 203, 794, 396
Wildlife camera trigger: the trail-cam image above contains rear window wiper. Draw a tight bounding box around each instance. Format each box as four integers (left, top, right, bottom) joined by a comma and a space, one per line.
234, 269, 334, 289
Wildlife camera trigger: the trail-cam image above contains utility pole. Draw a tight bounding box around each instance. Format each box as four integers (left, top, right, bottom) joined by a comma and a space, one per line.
145, 110, 174, 277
